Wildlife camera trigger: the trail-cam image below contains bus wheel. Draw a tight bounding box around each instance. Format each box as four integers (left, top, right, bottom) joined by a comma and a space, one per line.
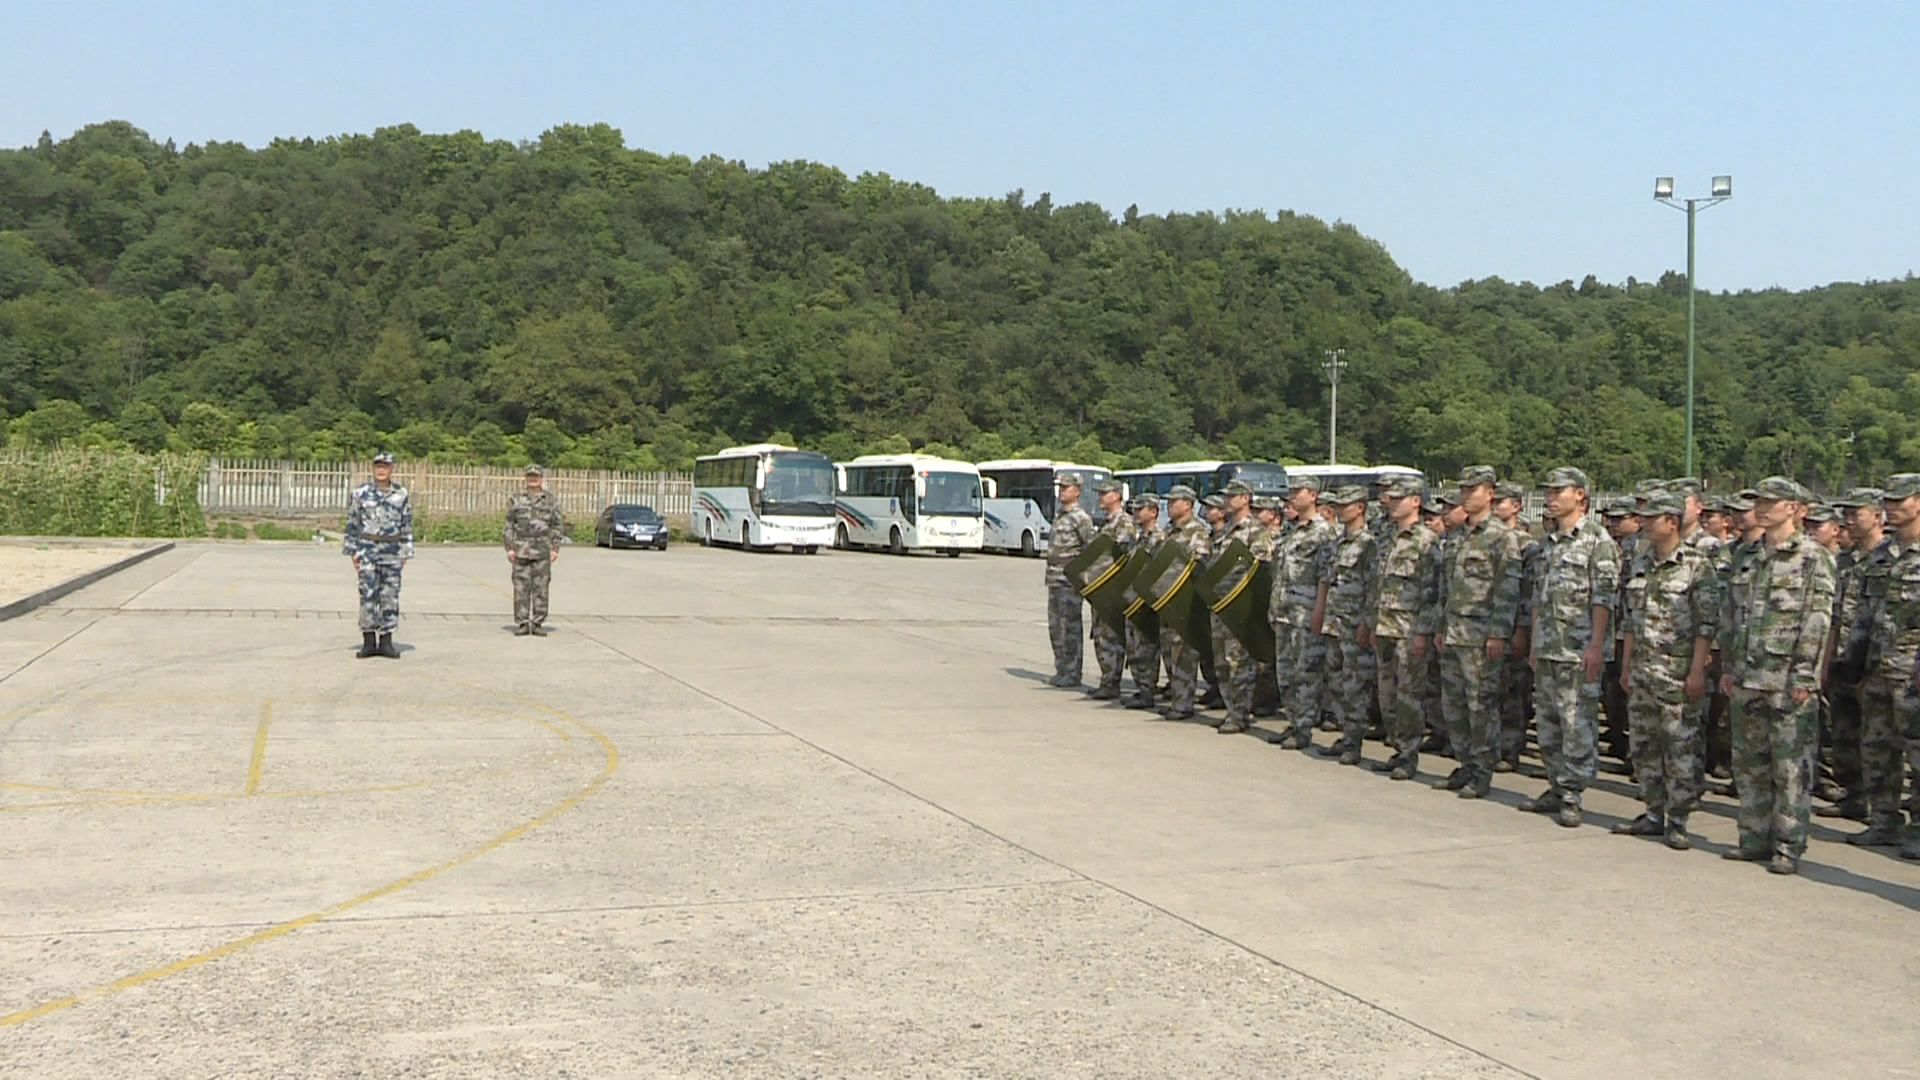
888, 528, 905, 555
804, 545, 819, 555
1019, 530, 1035, 557
835, 524, 849, 550
945, 550, 961, 558
741, 523, 752, 550
698, 520, 711, 547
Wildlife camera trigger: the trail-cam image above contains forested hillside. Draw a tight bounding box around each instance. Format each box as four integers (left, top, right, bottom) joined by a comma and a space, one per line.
2, 121, 1916, 488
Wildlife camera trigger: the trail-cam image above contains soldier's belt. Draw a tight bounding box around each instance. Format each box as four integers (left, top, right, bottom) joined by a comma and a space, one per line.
359, 534, 406, 542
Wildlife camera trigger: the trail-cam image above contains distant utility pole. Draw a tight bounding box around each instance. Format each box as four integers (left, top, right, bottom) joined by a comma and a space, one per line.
1322, 348, 1347, 466
1653, 175, 1732, 478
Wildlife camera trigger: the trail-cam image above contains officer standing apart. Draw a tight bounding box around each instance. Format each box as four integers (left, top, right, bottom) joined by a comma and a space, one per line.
1158, 485, 1212, 719
1518, 467, 1620, 828
344, 451, 413, 659
1089, 480, 1138, 700
504, 464, 565, 636
1718, 476, 1837, 876
1434, 467, 1524, 800
1615, 493, 1718, 849
1046, 472, 1097, 688
1844, 474, 1920, 857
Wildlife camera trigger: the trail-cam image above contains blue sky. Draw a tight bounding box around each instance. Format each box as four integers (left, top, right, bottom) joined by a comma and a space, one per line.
5, 1, 1914, 291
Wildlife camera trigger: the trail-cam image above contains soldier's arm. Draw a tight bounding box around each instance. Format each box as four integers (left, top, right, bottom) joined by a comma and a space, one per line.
1413, 543, 1440, 637
1789, 551, 1838, 695
1487, 535, 1523, 641
1588, 536, 1620, 654
399, 493, 415, 558
503, 503, 516, 550
342, 492, 362, 556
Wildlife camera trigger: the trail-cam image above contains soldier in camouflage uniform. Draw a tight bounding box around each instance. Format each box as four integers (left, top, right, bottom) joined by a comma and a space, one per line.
1843, 474, 1920, 856
504, 464, 566, 636
1198, 493, 1230, 708
1493, 481, 1540, 772
1089, 480, 1139, 700
1434, 466, 1524, 799
1615, 493, 1718, 849
1313, 486, 1379, 763
1420, 489, 1460, 754
1157, 485, 1212, 719
1251, 495, 1285, 717
1211, 479, 1264, 734
1817, 488, 1886, 821
1601, 494, 1645, 767
1271, 478, 1337, 750
1123, 494, 1166, 711
1718, 476, 1837, 875
343, 451, 414, 659
1517, 468, 1620, 827
1368, 477, 1440, 779
1045, 472, 1097, 688
1708, 489, 1765, 782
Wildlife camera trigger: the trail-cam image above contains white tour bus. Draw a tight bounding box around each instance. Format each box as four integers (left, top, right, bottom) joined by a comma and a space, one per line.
1114, 460, 1293, 506
975, 459, 1111, 556
692, 443, 839, 553
834, 454, 985, 556
1283, 463, 1425, 496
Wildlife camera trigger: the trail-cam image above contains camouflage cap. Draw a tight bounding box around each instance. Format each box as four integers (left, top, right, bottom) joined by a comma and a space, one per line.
1126, 493, 1156, 513
1290, 475, 1321, 494
1094, 479, 1122, 495
1884, 474, 1920, 500
1202, 493, 1227, 510
1458, 465, 1497, 488
1384, 476, 1426, 500
1601, 497, 1634, 517
523, 463, 544, 476
1055, 471, 1085, 489
1324, 485, 1369, 506
1632, 478, 1666, 497
1699, 495, 1727, 514
1494, 480, 1526, 502
1167, 484, 1198, 504
1804, 503, 1839, 524
372, 451, 395, 464
1830, 487, 1882, 508
1430, 487, 1460, 508
1635, 492, 1684, 517
1666, 477, 1703, 497
1543, 466, 1591, 490
1253, 495, 1283, 512
1222, 478, 1256, 497
1724, 490, 1757, 513
1752, 475, 1809, 502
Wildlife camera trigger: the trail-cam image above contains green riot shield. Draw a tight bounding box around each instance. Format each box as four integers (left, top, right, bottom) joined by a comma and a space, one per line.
1118, 545, 1161, 639
1064, 532, 1121, 592
1198, 538, 1275, 657
1133, 538, 1208, 649
1079, 538, 1137, 635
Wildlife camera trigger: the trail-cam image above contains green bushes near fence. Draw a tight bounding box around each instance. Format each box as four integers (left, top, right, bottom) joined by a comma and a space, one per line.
0, 451, 208, 537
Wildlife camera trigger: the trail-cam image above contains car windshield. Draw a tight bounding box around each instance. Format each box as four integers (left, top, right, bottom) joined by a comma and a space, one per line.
763, 453, 836, 516
922, 471, 982, 516
612, 507, 660, 523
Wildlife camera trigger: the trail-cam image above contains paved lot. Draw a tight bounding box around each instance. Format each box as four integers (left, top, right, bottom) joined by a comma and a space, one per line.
2, 542, 1916, 1079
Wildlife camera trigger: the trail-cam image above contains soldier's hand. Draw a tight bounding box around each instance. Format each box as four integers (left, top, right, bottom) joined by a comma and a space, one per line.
1512, 628, 1531, 659
1684, 669, 1707, 702
1356, 624, 1373, 649
1432, 632, 1445, 651
550, 549, 559, 563
1411, 634, 1429, 661
1581, 644, 1605, 682
1719, 673, 1735, 697
507, 552, 516, 565
1485, 637, 1506, 662
351, 555, 360, 571
1618, 668, 1631, 694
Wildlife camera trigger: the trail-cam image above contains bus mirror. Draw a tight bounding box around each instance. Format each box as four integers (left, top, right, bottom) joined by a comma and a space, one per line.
914, 475, 927, 499
982, 478, 997, 499
834, 464, 847, 494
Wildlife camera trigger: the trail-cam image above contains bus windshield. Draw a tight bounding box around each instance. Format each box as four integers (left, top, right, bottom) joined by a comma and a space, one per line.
1220, 462, 1290, 494
922, 471, 983, 516
762, 453, 837, 516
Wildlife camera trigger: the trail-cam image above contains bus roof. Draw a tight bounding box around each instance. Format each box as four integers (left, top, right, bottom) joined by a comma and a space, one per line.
844, 454, 981, 473
698, 442, 812, 461
1285, 463, 1422, 478
1115, 460, 1227, 476
975, 459, 1110, 473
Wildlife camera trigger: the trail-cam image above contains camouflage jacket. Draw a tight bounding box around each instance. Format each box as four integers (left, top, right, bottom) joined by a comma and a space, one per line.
1271, 516, 1338, 625
1368, 521, 1440, 641
1511, 529, 1545, 630
1851, 535, 1920, 682
1046, 504, 1097, 586
1531, 513, 1622, 664
1719, 532, 1837, 694
504, 490, 566, 560
1249, 523, 1280, 562
1624, 541, 1719, 669
343, 481, 414, 559
1165, 515, 1212, 563
1098, 509, 1142, 551
1218, 515, 1261, 561
1318, 523, 1378, 639
1438, 515, 1524, 644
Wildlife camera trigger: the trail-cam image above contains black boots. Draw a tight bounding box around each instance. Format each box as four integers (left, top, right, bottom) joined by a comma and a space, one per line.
377, 632, 399, 658
357, 632, 378, 659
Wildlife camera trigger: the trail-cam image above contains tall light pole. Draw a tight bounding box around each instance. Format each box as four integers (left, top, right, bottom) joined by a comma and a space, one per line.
1322, 348, 1347, 466
1654, 175, 1732, 478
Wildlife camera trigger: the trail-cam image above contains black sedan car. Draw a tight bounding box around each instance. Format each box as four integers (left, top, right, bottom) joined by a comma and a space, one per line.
594, 504, 670, 550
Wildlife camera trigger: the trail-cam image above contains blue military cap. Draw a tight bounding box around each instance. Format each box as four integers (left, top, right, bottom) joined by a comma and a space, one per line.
372, 451, 395, 465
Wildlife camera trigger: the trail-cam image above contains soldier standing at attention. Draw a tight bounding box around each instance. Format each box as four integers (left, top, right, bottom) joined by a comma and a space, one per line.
1123, 495, 1166, 712
1709, 489, 1764, 786
1518, 468, 1620, 827
1271, 478, 1337, 751
1313, 486, 1380, 764
1434, 467, 1524, 800
1158, 485, 1212, 720
1493, 481, 1540, 772
1211, 480, 1264, 734
1045, 472, 1097, 688
1600, 496, 1642, 768
1420, 490, 1460, 755
1198, 493, 1230, 708
344, 451, 413, 659
1367, 477, 1440, 780
504, 464, 565, 636
1089, 480, 1139, 701
1843, 474, 1920, 856
1818, 488, 1886, 821
1251, 496, 1285, 718
1718, 476, 1837, 876
1615, 493, 1718, 849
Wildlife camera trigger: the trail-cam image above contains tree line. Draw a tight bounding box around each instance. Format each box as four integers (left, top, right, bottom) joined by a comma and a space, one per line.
2, 121, 1916, 488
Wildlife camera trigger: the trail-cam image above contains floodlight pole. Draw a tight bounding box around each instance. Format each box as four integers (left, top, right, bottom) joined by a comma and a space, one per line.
1656, 179, 1730, 478
1323, 348, 1347, 466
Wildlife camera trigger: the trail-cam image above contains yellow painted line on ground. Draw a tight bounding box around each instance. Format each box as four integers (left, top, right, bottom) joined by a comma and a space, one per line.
244, 700, 273, 795
0, 704, 619, 1030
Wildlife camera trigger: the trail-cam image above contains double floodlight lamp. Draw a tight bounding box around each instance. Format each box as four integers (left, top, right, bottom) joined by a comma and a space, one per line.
1654, 175, 1733, 202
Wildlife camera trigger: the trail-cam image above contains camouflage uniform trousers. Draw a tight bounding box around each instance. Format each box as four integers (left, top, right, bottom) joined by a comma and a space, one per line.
1092, 618, 1128, 691
1856, 676, 1920, 833
1126, 622, 1160, 704
1534, 659, 1602, 800
1423, 644, 1445, 740
1439, 644, 1498, 776
1278, 620, 1328, 740
1627, 654, 1704, 821
1330, 636, 1374, 746
1162, 625, 1200, 712
1498, 654, 1532, 760
1047, 584, 1085, 682
1374, 636, 1427, 764
1210, 615, 1256, 726
354, 548, 405, 633
511, 556, 552, 627
1600, 645, 1630, 759
1822, 680, 1864, 800
1729, 688, 1819, 859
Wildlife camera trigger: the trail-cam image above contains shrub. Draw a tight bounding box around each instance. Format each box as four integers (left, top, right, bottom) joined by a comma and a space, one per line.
0, 450, 207, 537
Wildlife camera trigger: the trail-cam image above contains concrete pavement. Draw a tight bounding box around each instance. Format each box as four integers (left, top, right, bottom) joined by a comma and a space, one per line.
1, 542, 1915, 1078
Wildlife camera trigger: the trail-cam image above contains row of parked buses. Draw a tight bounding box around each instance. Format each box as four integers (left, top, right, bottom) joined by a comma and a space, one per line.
688, 443, 1422, 557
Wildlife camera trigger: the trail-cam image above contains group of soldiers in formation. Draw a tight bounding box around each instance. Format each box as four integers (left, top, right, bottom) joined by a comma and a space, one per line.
1043, 466, 1920, 877
341, 452, 566, 655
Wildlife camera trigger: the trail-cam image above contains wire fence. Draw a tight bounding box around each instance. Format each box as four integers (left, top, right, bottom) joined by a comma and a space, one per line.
198, 459, 694, 522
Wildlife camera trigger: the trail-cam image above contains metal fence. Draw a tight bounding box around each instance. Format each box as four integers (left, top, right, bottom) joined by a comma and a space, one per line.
199, 459, 694, 522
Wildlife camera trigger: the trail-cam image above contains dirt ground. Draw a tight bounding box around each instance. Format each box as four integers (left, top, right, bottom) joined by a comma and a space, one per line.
0, 544, 155, 610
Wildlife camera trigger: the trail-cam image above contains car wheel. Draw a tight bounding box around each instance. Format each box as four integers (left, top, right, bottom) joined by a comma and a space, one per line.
1019, 530, 1035, 557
